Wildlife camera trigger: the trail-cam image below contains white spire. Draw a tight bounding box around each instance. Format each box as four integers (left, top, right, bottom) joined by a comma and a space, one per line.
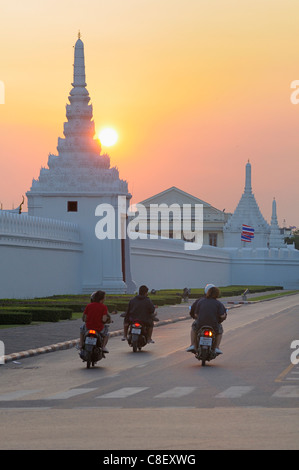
245, 160, 252, 194
269, 197, 285, 248
223, 161, 270, 248
27, 34, 129, 195
72, 34, 86, 87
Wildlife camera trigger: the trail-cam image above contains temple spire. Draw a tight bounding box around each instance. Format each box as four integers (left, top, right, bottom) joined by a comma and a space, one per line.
269, 197, 284, 248
72, 34, 86, 87
245, 160, 252, 194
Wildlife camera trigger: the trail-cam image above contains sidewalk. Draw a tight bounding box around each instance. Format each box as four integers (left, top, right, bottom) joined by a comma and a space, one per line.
0, 290, 291, 363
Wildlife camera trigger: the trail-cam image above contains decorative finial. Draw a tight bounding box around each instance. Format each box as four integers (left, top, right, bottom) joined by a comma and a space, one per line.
78, 30, 81, 39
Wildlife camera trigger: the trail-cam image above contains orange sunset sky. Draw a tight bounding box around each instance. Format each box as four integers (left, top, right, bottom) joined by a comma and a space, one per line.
0, 0, 299, 227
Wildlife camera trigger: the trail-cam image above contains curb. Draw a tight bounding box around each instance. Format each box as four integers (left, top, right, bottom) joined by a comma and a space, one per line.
1, 304, 241, 364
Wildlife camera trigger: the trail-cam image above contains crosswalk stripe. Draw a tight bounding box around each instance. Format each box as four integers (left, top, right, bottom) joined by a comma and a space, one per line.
272, 386, 299, 398
97, 387, 148, 398
2, 384, 299, 405
46, 388, 97, 400
215, 386, 254, 398
0, 390, 41, 401
154, 387, 196, 398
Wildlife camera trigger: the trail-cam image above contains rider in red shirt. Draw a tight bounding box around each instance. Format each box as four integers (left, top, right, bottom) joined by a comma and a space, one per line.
84, 302, 107, 331
79, 290, 109, 353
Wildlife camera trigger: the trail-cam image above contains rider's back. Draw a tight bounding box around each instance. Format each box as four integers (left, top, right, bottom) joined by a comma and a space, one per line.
193, 297, 225, 332
127, 295, 155, 324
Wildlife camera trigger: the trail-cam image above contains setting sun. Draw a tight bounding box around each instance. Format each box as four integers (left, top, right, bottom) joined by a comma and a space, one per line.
98, 128, 118, 147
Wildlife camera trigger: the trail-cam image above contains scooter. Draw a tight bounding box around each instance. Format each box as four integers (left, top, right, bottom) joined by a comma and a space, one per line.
120, 311, 159, 352
195, 325, 219, 366
79, 329, 106, 368
127, 320, 148, 352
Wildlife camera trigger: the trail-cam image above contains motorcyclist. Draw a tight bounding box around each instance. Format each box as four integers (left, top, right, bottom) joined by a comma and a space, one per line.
122, 285, 156, 343
186, 283, 227, 354
79, 290, 110, 353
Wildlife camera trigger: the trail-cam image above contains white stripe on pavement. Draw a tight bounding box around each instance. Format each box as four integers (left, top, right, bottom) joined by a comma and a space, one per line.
97, 387, 148, 398
154, 387, 196, 398
46, 388, 97, 400
0, 390, 42, 401
272, 386, 299, 398
215, 386, 254, 398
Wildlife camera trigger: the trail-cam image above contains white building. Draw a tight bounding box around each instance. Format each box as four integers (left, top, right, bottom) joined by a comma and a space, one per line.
0, 35, 298, 298
135, 187, 231, 247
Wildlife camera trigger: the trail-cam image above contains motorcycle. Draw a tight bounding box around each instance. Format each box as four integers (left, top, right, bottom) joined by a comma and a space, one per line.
120, 311, 159, 352
195, 325, 219, 366
127, 321, 148, 352
79, 329, 106, 368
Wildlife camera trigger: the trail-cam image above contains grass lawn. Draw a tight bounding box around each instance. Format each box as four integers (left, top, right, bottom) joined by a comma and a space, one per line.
248, 290, 299, 301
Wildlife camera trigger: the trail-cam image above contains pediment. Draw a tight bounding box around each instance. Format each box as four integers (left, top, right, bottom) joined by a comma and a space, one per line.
138, 187, 226, 217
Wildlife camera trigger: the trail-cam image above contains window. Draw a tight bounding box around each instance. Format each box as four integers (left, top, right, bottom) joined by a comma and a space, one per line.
67, 201, 78, 212
209, 233, 217, 247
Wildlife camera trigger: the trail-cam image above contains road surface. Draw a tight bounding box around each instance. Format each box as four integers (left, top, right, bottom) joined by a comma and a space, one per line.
0, 295, 298, 450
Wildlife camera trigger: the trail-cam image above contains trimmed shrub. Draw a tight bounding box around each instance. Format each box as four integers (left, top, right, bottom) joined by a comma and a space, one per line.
0, 307, 72, 322
0, 312, 32, 325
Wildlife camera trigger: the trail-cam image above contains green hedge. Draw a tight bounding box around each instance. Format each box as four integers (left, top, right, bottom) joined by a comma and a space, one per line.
156, 286, 283, 299
0, 311, 32, 325
0, 307, 72, 323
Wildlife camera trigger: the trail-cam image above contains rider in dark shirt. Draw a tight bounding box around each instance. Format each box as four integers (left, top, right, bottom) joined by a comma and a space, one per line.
122, 285, 156, 343
186, 284, 227, 354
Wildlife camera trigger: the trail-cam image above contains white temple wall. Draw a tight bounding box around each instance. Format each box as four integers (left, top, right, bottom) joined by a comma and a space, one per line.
0, 212, 83, 299
130, 239, 299, 291
27, 194, 127, 293
130, 237, 231, 290
229, 248, 299, 289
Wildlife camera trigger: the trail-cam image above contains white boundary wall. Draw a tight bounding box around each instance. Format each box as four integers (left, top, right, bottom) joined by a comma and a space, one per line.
1, 214, 299, 299
0, 212, 82, 298
229, 247, 299, 290
130, 237, 299, 291
130, 236, 231, 290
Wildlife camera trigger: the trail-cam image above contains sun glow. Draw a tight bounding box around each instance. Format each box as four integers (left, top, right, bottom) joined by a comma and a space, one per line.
98, 128, 118, 147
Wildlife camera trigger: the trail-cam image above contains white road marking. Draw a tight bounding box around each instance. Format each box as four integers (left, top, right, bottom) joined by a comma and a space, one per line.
154, 387, 196, 398
0, 390, 42, 401
272, 386, 299, 398
97, 387, 148, 398
45, 388, 97, 400
215, 386, 254, 398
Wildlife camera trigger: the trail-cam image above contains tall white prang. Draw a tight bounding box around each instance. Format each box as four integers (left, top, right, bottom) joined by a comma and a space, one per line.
26, 34, 135, 293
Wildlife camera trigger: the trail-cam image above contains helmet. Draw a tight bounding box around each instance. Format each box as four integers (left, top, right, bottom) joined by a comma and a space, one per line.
204, 283, 215, 294
90, 291, 97, 302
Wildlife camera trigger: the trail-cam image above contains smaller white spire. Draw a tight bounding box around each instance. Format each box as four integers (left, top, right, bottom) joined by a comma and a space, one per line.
269, 197, 284, 248
245, 160, 252, 194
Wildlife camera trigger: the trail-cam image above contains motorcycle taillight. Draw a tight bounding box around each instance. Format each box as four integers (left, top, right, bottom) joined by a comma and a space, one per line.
134, 323, 141, 327
204, 330, 213, 337
89, 330, 96, 335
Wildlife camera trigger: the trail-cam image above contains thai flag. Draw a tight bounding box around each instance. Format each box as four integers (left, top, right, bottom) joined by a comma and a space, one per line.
241, 224, 255, 242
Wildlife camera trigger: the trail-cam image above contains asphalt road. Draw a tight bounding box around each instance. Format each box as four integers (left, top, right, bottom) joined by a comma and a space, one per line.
0, 295, 298, 450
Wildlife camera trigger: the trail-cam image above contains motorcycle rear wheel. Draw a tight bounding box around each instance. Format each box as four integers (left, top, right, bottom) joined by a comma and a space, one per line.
132, 340, 138, 353
201, 349, 208, 366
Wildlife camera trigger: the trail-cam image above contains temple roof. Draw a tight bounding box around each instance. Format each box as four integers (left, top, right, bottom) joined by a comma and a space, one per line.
224, 161, 270, 234
27, 34, 128, 196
